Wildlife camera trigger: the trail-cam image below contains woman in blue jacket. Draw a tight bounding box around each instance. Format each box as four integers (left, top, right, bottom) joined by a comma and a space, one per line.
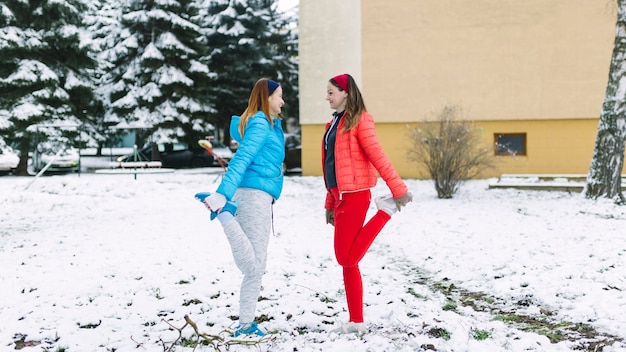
196, 78, 285, 337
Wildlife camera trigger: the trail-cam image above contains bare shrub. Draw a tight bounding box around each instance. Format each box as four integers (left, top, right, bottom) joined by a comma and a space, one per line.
407, 105, 496, 198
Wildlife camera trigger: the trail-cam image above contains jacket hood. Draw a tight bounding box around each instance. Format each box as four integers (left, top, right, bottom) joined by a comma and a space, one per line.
230, 113, 282, 143
230, 115, 242, 143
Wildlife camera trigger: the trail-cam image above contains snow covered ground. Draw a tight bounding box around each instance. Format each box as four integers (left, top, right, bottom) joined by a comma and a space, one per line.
1, 171, 625, 351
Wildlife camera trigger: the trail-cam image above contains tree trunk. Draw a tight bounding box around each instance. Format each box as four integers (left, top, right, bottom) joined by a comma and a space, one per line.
584, 0, 626, 203
14, 138, 31, 176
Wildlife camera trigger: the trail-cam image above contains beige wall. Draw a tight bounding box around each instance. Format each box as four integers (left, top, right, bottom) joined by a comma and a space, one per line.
299, 0, 361, 126
361, 0, 615, 122
299, 0, 615, 178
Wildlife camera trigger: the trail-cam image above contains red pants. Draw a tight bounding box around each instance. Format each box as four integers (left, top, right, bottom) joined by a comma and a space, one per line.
330, 187, 391, 323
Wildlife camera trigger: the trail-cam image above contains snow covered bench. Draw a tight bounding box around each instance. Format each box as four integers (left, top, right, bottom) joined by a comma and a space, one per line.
489, 174, 626, 192
108, 161, 163, 169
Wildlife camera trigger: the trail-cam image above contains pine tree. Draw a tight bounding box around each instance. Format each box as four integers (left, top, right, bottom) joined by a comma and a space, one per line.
101, 0, 215, 147
0, 0, 97, 175
200, 0, 298, 143
83, 0, 124, 155
584, 0, 626, 203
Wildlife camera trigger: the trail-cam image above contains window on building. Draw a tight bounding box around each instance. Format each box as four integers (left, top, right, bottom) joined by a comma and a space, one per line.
495, 133, 526, 156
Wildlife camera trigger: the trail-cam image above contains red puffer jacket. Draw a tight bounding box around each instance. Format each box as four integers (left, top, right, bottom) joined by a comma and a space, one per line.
323, 111, 408, 209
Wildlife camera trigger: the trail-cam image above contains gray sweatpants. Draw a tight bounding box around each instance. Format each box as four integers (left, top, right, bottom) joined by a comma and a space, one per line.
221, 187, 273, 325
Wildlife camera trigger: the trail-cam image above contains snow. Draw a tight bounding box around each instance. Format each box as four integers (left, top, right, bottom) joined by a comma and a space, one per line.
156, 32, 195, 55
11, 60, 58, 84
138, 82, 161, 103
63, 71, 83, 90
1, 168, 626, 351
142, 43, 165, 61
156, 66, 194, 86
189, 59, 210, 74
1, 27, 23, 46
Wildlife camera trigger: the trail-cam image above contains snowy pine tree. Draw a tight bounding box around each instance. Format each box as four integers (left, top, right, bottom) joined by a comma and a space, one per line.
83, 0, 125, 155
584, 0, 626, 203
200, 0, 298, 143
1, 0, 299, 168
0, 0, 97, 175
101, 0, 215, 146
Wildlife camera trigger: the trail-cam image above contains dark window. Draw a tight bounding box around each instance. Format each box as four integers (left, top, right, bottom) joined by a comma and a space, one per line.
495, 133, 526, 156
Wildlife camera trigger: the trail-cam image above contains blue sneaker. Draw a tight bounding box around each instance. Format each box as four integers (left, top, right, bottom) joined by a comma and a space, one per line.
194, 192, 238, 220
233, 322, 266, 337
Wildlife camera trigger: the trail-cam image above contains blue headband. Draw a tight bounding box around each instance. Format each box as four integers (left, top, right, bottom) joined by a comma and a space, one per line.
268, 80, 280, 95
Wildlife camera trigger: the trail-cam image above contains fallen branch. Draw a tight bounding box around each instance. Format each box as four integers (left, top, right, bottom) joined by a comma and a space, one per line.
156, 314, 274, 352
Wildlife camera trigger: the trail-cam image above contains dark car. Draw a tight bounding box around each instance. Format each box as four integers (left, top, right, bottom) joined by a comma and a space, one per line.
283, 133, 301, 174
117, 142, 214, 168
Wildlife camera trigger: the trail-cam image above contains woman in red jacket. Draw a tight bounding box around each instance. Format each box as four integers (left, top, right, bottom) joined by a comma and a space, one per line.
323, 73, 413, 334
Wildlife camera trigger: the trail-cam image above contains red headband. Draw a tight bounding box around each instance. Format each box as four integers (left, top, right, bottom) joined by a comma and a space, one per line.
332, 74, 349, 93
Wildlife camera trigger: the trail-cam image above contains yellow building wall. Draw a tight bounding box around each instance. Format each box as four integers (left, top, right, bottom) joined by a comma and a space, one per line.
302, 118, 599, 178
299, 0, 614, 178
476, 118, 599, 176
360, 0, 614, 122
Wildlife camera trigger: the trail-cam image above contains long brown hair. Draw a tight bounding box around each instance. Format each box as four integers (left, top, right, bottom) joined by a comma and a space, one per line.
239, 78, 275, 137
329, 74, 367, 132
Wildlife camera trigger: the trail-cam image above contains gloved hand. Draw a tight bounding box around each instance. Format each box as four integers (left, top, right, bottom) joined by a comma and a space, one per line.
325, 209, 335, 226
205, 192, 227, 211
393, 192, 413, 211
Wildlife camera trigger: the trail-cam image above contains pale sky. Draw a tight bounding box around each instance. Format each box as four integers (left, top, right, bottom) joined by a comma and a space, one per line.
278, 0, 298, 13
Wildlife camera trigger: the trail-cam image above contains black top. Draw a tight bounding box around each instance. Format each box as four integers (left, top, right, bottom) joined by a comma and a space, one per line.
323, 111, 344, 189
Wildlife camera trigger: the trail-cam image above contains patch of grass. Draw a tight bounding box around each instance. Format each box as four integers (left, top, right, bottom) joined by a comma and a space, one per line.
406, 265, 625, 349
471, 328, 490, 341
427, 327, 450, 340
181, 337, 209, 347
256, 314, 272, 323
494, 314, 523, 323
432, 280, 453, 294
183, 298, 202, 306
407, 287, 428, 300
442, 300, 457, 311
494, 313, 607, 344
460, 292, 494, 311
317, 293, 337, 303
495, 314, 569, 343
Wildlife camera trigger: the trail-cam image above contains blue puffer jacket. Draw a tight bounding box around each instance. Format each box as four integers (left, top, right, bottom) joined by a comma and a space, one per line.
216, 111, 285, 201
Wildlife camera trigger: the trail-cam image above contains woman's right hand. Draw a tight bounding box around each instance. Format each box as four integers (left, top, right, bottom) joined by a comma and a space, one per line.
325, 209, 335, 226
205, 192, 227, 211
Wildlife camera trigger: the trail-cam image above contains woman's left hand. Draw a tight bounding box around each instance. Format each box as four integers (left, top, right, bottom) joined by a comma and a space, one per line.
393, 192, 413, 211
325, 209, 335, 226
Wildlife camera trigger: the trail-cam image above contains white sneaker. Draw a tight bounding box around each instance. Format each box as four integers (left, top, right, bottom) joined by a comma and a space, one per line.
375, 193, 397, 215
330, 322, 367, 334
